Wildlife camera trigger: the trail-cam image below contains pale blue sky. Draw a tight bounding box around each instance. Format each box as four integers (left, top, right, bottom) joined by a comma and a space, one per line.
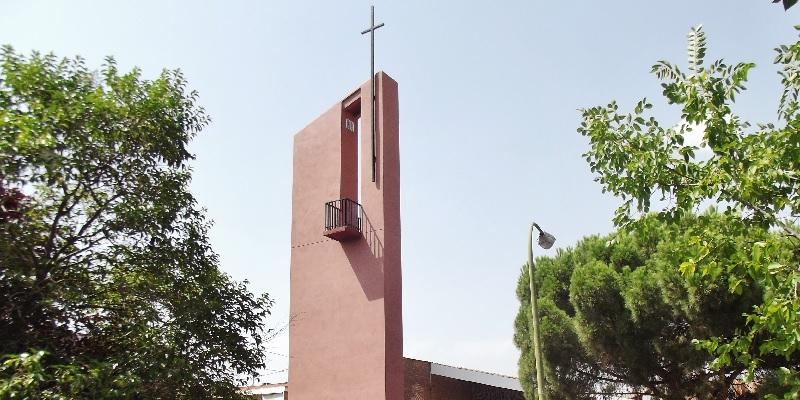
2, 0, 797, 381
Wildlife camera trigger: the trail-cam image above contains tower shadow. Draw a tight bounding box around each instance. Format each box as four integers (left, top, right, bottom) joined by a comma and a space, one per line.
343, 210, 385, 301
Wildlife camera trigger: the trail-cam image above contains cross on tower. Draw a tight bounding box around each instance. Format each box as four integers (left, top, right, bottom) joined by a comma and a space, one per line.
361, 5, 384, 183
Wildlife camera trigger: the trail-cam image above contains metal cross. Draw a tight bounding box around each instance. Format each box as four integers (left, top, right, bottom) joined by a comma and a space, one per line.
361, 5, 383, 183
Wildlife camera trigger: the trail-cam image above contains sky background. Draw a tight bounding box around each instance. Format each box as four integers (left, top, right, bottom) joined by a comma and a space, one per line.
2, 0, 798, 382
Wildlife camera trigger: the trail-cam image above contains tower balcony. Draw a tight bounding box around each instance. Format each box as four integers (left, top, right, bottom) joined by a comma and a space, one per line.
323, 198, 363, 241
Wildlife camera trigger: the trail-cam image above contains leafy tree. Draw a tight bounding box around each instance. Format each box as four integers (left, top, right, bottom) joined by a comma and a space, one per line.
515, 213, 794, 399
773, 0, 798, 11
0, 46, 273, 398
577, 26, 800, 397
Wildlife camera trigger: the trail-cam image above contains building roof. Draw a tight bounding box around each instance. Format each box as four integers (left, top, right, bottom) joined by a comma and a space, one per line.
424, 360, 523, 391
239, 382, 287, 395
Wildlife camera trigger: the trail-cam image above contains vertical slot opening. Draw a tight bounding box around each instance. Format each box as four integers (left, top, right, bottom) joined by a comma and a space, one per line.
342, 92, 362, 204
357, 116, 362, 202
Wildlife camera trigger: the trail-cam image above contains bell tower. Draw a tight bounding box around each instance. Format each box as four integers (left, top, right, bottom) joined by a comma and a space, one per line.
288, 72, 402, 400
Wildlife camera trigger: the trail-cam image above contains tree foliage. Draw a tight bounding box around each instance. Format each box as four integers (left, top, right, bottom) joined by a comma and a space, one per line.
773, 0, 798, 11
515, 213, 796, 399
577, 26, 800, 398
0, 46, 273, 398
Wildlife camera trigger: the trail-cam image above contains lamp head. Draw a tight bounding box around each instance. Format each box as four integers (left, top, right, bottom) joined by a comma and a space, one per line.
538, 231, 556, 249
532, 222, 556, 249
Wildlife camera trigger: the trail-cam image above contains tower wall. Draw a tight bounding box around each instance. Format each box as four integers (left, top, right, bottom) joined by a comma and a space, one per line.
289, 72, 402, 400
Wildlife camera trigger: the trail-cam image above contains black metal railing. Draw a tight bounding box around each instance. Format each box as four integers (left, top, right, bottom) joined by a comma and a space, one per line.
324, 198, 363, 233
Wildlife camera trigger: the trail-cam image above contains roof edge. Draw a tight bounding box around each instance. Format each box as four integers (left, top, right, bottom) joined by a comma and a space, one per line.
429, 362, 523, 391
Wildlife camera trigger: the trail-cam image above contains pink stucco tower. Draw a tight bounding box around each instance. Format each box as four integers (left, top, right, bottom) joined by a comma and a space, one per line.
289, 72, 402, 400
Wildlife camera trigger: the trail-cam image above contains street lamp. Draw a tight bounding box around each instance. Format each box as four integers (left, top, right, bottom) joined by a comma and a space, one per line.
528, 222, 555, 400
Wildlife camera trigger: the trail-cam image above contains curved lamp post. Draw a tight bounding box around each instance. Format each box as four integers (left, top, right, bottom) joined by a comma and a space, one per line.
528, 222, 555, 400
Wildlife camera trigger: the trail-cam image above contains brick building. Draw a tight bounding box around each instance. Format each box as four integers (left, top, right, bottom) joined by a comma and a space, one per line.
404, 358, 524, 400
